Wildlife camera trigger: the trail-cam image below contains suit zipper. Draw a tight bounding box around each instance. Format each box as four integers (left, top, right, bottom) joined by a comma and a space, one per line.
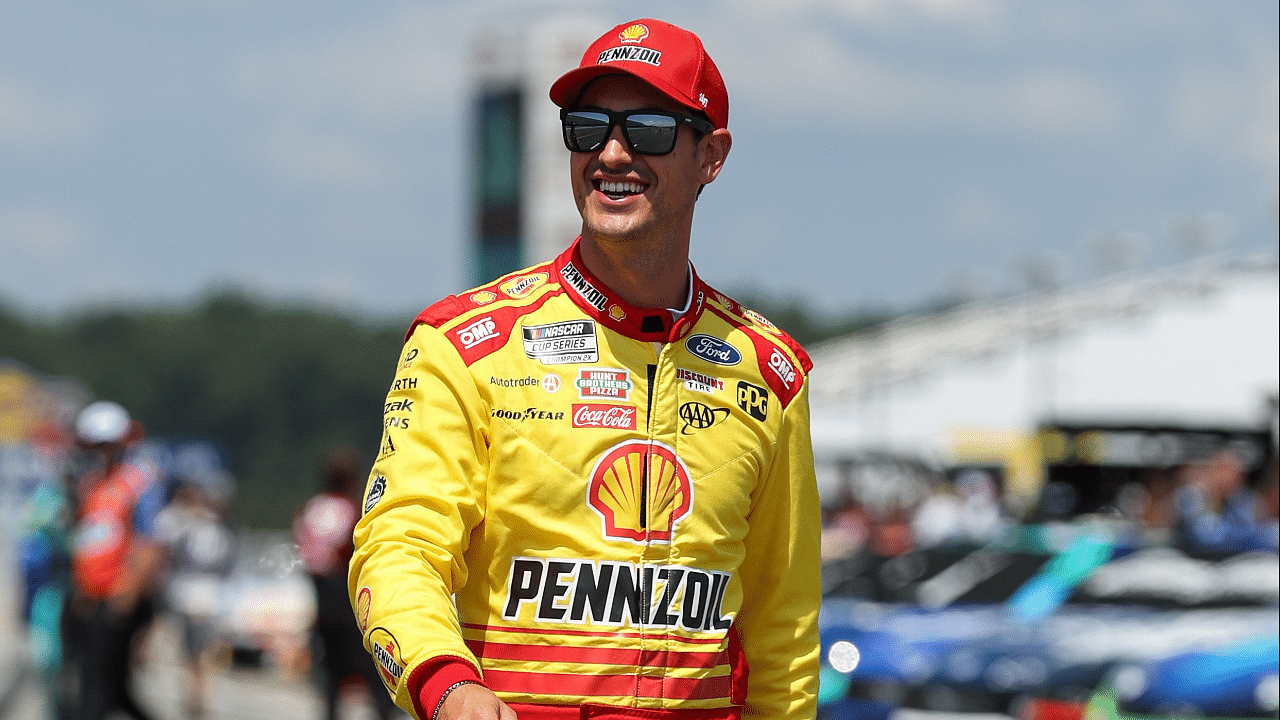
641, 362, 657, 530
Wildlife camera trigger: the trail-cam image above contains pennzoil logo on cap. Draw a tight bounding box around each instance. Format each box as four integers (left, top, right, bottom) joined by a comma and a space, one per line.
619, 23, 649, 43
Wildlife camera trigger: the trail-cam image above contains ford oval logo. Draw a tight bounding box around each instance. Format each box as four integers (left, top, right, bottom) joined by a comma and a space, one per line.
685, 334, 742, 366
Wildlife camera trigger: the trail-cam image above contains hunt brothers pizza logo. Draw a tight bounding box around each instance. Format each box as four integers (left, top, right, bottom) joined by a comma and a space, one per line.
575, 368, 632, 400
587, 440, 691, 543
572, 403, 637, 429
502, 556, 733, 633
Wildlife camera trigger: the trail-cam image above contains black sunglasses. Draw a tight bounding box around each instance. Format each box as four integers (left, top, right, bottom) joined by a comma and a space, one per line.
561, 108, 715, 156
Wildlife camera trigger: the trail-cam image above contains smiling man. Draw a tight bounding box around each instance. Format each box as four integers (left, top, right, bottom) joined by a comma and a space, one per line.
350, 18, 821, 720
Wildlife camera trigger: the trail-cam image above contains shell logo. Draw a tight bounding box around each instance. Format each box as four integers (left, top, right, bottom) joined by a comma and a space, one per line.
356, 586, 372, 632
609, 305, 627, 321
587, 440, 692, 543
470, 291, 497, 305
619, 23, 649, 44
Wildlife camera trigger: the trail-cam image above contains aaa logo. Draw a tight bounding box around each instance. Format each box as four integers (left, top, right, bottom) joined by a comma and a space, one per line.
587, 440, 692, 543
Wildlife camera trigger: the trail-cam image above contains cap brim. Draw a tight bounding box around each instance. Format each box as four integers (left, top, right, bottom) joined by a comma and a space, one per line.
549, 65, 704, 119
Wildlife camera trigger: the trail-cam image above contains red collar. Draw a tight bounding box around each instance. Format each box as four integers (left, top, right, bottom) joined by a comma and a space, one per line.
553, 237, 706, 344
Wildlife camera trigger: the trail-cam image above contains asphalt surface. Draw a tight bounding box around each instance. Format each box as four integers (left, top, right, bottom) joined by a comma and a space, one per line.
0, 544, 408, 720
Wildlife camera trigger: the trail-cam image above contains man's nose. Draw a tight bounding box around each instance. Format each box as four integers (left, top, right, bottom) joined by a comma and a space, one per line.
597, 125, 633, 166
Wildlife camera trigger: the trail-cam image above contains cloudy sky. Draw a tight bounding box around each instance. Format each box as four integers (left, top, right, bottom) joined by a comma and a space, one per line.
2, 0, 1276, 323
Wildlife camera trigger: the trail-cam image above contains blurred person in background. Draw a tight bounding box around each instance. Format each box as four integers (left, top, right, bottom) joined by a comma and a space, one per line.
1172, 449, 1274, 554
293, 450, 395, 720
153, 469, 237, 719
64, 400, 166, 720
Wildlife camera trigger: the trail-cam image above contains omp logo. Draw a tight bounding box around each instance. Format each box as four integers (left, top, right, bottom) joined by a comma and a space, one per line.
768, 348, 797, 389
588, 440, 692, 543
502, 556, 734, 632
368, 628, 403, 690
736, 381, 768, 422
678, 402, 730, 435
457, 317, 498, 349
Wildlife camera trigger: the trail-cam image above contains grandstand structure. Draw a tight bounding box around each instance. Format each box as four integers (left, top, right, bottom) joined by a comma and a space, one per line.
806, 254, 1279, 501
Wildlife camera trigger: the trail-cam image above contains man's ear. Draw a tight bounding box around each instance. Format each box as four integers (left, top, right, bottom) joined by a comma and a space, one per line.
698, 128, 732, 186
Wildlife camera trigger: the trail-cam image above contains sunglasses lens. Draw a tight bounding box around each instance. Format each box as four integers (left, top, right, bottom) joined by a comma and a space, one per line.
564, 111, 611, 152
624, 114, 678, 155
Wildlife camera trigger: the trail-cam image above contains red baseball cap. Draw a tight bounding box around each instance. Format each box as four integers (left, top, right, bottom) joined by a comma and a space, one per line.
550, 18, 728, 129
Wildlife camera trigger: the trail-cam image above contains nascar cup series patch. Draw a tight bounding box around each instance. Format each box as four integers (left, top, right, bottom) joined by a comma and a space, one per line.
522, 320, 598, 365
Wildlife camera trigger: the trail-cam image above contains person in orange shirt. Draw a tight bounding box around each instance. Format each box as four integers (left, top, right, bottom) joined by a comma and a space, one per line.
65, 400, 167, 720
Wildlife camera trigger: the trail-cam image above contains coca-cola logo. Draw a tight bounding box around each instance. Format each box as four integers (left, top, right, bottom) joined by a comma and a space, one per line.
572, 403, 637, 430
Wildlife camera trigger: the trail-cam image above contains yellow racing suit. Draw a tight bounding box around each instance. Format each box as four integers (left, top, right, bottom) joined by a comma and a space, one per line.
350, 238, 820, 719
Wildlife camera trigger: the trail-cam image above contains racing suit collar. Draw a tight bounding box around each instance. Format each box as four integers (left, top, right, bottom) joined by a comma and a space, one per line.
555, 236, 707, 344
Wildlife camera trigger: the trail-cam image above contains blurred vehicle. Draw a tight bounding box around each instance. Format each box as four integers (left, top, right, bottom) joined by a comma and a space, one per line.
817, 529, 1279, 720
214, 531, 316, 676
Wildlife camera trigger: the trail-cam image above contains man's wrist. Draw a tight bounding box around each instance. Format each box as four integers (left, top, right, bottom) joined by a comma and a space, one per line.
434, 680, 481, 720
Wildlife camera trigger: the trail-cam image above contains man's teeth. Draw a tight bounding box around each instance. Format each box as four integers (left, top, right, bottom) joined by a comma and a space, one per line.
600, 180, 644, 194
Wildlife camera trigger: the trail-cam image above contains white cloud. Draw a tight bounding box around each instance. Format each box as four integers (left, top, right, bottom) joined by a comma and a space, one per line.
0, 72, 92, 149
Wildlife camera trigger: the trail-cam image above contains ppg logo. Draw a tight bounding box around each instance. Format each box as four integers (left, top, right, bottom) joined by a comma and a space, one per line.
736, 381, 769, 422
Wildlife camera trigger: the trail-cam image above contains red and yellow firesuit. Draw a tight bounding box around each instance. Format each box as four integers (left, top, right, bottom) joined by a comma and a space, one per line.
350, 238, 820, 719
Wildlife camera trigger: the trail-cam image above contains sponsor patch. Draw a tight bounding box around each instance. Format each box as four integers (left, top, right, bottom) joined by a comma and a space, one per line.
502, 556, 734, 632
400, 348, 418, 369
736, 381, 769, 422
500, 272, 547, 299
542, 374, 562, 393
572, 403, 637, 430
619, 22, 648, 43
364, 474, 386, 514
391, 377, 417, 391
676, 368, 724, 394
685, 334, 742, 366
357, 587, 372, 632
576, 368, 633, 401
678, 402, 730, 435
492, 407, 565, 422
523, 320, 598, 365
608, 305, 626, 321
490, 375, 540, 389
470, 291, 496, 305
561, 263, 609, 311
587, 440, 691, 543
384, 398, 413, 413
368, 628, 404, 691
597, 45, 662, 67
457, 316, 499, 349
767, 348, 797, 390
376, 431, 396, 461
743, 307, 780, 334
